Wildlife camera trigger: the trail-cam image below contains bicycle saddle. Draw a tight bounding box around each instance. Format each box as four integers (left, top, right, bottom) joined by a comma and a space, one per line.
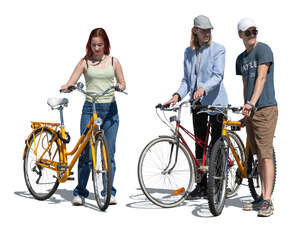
47, 98, 69, 110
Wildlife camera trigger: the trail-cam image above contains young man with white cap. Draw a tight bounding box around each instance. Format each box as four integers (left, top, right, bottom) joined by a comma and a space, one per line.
164, 15, 228, 200
236, 18, 278, 217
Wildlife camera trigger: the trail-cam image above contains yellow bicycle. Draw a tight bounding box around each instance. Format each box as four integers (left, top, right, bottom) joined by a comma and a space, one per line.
202, 105, 277, 216
23, 82, 126, 211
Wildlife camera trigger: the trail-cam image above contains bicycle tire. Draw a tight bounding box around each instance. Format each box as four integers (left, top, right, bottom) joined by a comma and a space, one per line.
247, 148, 277, 201
138, 137, 195, 208
23, 127, 60, 200
226, 131, 245, 198
207, 138, 228, 216
92, 132, 112, 211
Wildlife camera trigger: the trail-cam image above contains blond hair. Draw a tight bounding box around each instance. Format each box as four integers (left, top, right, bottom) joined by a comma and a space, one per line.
190, 29, 212, 50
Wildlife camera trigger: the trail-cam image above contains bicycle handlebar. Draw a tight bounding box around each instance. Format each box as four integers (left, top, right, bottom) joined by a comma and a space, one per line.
157, 99, 242, 114
60, 82, 128, 99
156, 99, 243, 133
192, 104, 242, 113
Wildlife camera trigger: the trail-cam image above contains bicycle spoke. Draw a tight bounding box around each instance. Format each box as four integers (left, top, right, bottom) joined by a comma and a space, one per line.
138, 137, 194, 207
24, 128, 60, 200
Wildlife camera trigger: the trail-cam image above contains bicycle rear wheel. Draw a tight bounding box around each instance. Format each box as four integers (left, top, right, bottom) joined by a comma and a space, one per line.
92, 132, 112, 211
138, 137, 194, 208
208, 138, 228, 216
226, 131, 245, 198
247, 148, 277, 201
23, 127, 60, 200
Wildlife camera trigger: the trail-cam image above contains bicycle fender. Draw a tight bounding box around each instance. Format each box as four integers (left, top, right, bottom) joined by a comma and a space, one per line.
23, 126, 57, 160
158, 135, 176, 139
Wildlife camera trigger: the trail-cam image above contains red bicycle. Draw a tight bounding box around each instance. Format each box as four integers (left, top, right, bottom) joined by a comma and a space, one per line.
137, 100, 243, 208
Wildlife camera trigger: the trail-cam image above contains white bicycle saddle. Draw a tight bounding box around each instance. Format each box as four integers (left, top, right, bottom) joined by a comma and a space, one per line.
47, 98, 69, 110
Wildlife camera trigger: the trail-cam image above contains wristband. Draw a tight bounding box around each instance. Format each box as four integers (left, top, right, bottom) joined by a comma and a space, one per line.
246, 101, 257, 112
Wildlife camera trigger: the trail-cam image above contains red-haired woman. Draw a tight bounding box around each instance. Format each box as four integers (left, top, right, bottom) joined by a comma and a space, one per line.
61, 28, 126, 206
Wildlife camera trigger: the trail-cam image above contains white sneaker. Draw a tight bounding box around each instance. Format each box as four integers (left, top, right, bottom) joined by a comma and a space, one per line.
72, 195, 85, 206
109, 196, 117, 205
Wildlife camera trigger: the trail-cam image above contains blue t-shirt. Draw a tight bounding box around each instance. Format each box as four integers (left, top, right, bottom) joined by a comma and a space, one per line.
236, 42, 277, 109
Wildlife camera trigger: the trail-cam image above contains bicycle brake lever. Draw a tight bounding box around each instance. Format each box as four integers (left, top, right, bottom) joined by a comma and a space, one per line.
155, 103, 171, 109
155, 103, 162, 109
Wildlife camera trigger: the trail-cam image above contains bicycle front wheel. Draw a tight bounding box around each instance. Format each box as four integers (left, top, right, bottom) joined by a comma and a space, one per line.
226, 131, 245, 198
23, 127, 60, 200
138, 137, 195, 208
92, 132, 112, 211
208, 138, 228, 216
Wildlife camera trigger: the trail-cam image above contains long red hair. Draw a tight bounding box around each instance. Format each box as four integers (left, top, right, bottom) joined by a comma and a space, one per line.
84, 28, 110, 60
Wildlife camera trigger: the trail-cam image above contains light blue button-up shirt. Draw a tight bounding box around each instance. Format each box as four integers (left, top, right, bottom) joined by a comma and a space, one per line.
176, 41, 228, 106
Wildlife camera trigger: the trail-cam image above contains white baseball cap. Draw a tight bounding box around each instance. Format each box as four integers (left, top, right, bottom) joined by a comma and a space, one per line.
237, 18, 257, 32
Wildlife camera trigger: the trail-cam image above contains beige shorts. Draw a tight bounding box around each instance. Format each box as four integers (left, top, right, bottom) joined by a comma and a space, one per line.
245, 105, 278, 159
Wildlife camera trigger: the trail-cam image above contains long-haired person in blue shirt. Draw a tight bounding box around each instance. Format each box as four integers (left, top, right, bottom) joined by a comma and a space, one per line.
164, 15, 228, 200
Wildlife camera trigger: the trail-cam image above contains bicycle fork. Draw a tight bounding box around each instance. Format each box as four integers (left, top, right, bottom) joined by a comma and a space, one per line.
161, 137, 180, 175
222, 136, 230, 176
161, 136, 188, 196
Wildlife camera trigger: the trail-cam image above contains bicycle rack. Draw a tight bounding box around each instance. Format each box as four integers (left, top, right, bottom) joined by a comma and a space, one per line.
25, 122, 60, 158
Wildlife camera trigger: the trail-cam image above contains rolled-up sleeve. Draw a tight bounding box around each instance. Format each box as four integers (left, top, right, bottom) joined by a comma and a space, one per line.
201, 46, 225, 94
176, 49, 190, 100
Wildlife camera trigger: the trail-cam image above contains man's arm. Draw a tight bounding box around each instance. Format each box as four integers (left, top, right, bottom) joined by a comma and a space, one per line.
249, 63, 271, 105
242, 63, 270, 116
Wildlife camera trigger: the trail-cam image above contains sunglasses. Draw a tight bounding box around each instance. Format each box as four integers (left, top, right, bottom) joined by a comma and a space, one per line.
244, 29, 258, 37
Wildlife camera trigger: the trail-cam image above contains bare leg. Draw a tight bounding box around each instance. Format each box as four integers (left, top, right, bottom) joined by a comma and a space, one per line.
258, 156, 264, 198
262, 158, 274, 200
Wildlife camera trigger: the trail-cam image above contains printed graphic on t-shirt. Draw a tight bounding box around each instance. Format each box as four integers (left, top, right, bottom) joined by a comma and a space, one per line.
241, 60, 257, 79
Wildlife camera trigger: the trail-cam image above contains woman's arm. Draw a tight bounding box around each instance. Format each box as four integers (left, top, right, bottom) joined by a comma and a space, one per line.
176, 49, 191, 100
113, 57, 126, 90
60, 59, 86, 90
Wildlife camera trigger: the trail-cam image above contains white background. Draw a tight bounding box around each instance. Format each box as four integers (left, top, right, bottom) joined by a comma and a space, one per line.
1, 0, 299, 230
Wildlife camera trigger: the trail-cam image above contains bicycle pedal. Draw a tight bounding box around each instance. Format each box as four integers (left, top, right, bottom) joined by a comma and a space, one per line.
172, 187, 185, 195
67, 177, 74, 181
69, 172, 74, 175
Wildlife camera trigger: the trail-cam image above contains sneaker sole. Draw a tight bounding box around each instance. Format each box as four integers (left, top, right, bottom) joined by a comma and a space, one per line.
72, 202, 83, 206
257, 211, 273, 217
72, 200, 84, 206
186, 197, 202, 201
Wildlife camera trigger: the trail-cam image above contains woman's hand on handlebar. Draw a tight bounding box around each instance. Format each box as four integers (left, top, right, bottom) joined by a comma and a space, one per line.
60, 84, 69, 92
163, 94, 179, 107
60, 83, 74, 93
193, 87, 205, 100
116, 83, 126, 91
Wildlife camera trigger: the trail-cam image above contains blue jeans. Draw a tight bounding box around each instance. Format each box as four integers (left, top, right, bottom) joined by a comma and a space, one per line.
73, 101, 119, 198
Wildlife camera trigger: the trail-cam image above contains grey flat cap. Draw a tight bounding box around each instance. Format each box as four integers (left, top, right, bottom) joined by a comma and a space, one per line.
194, 15, 213, 29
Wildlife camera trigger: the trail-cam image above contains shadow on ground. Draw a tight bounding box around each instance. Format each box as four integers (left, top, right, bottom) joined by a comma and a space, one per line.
126, 188, 253, 217
14, 189, 101, 212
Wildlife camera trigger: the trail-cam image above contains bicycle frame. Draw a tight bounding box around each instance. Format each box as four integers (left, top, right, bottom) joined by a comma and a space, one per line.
157, 102, 214, 172
221, 119, 250, 178
175, 122, 210, 169
24, 112, 107, 183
